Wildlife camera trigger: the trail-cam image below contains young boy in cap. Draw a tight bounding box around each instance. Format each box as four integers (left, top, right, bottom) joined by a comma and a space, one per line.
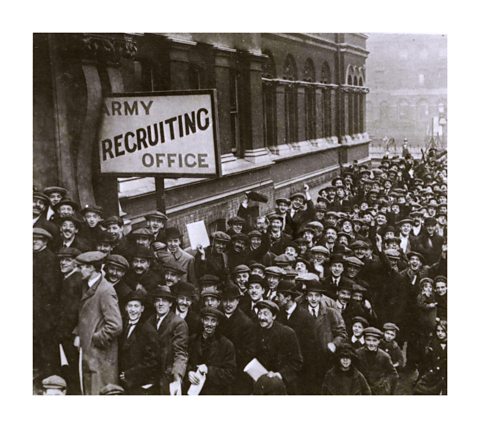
350, 316, 369, 350
434, 275, 447, 320
41, 375, 67, 395
356, 327, 398, 395
379, 323, 405, 369
80, 204, 104, 246
321, 343, 371, 395
186, 307, 236, 395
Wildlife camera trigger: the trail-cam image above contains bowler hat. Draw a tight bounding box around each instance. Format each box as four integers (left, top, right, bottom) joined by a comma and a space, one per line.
231, 233, 249, 243
222, 286, 242, 300
305, 280, 326, 294
275, 197, 291, 206
290, 192, 306, 202
246, 191, 268, 203
102, 216, 124, 227
227, 216, 246, 226
125, 290, 147, 304
253, 374, 287, 395
248, 274, 265, 287
55, 198, 79, 212
276, 279, 299, 296
33, 191, 50, 204
163, 262, 186, 275
150, 285, 175, 301
172, 281, 196, 298
131, 246, 154, 260
59, 215, 83, 228
165, 227, 181, 240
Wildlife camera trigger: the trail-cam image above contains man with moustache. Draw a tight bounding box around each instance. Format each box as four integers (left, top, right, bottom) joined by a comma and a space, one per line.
252, 300, 303, 395
104, 254, 132, 309
124, 246, 161, 295
173, 281, 201, 335
58, 215, 91, 252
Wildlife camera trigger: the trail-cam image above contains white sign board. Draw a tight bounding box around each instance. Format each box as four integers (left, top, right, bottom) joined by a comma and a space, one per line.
186, 220, 210, 249
98, 90, 221, 178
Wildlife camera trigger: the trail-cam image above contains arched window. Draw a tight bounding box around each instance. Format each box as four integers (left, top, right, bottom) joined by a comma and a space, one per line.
304, 59, 316, 140
262, 51, 277, 147
284, 55, 298, 144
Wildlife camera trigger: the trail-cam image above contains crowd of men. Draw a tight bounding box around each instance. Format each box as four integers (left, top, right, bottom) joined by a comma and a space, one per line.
33, 146, 447, 395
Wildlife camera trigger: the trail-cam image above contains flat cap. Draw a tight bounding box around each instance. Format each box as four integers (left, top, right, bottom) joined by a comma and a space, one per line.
76, 251, 106, 264
419, 277, 434, 286
200, 289, 222, 300
290, 192, 306, 201
295, 272, 320, 282
307, 221, 324, 230
406, 251, 424, 263
255, 300, 279, 315
33, 191, 50, 204
384, 249, 401, 259
248, 230, 263, 238
397, 218, 413, 226
80, 204, 104, 216
44, 186, 67, 196
352, 283, 367, 293
105, 254, 130, 270
273, 254, 295, 266
310, 245, 330, 256
275, 197, 291, 206
267, 213, 284, 223
336, 343, 357, 359
211, 231, 231, 242
227, 216, 246, 226
248, 274, 265, 287
131, 227, 153, 238
96, 230, 116, 244
42, 375, 66, 390
344, 256, 364, 268
99, 384, 125, 395
230, 233, 249, 242
350, 240, 370, 250
352, 316, 369, 327
363, 327, 383, 338
55, 198, 79, 212
249, 262, 266, 272
199, 274, 221, 285
102, 216, 124, 227
33, 227, 52, 240
163, 262, 186, 275
57, 247, 82, 258
232, 264, 251, 275
326, 211, 340, 218
145, 211, 168, 221
200, 307, 224, 319
434, 275, 447, 284
265, 266, 285, 276
383, 322, 400, 332
131, 246, 155, 260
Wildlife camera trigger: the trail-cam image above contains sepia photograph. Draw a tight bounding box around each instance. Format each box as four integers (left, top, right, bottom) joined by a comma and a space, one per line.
32, 31, 448, 397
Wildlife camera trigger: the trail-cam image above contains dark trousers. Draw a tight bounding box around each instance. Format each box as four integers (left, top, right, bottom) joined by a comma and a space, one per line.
59, 339, 81, 395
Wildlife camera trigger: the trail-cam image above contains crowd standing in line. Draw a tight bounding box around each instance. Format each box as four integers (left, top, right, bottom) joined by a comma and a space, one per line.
33, 146, 447, 395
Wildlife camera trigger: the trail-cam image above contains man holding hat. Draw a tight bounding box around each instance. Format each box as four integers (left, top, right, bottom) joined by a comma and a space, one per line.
74, 251, 123, 395
220, 286, 256, 394
275, 196, 294, 236
186, 307, 236, 395
119, 291, 160, 395
289, 183, 315, 238
356, 327, 398, 394
33, 227, 61, 387
144, 286, 188, 395
252, 300, 303, 395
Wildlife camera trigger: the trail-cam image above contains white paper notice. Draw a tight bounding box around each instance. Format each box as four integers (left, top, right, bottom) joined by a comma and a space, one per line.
243, 358, 268, 382
186, 221, 210, 249
187, 370, 206, 395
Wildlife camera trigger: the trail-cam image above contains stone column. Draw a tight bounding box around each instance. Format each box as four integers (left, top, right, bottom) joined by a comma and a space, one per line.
296, 85, 306, 143
315, 87, 324, 139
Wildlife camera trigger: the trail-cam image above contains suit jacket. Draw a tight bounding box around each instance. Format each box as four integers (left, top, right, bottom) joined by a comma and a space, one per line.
267, 232, 293, 256
186, 333, 236, 395
145, 310, 189, 392
57, 270, 83, 342
322, 275, 352, 300
119, 318, 160, 391
312, 299, 347, 353
253, 321, 303, 394
124, 269, 162, 295
58, 235, 92, 253
34, 216, 60, 249
321, 366, 371, 395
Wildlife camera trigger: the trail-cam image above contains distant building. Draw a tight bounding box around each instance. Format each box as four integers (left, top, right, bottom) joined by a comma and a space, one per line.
34, 33, 370, 239
366, 33, 447, 149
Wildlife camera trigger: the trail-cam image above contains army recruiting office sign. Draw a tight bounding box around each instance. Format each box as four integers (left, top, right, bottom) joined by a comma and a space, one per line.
98, 90, 221, 178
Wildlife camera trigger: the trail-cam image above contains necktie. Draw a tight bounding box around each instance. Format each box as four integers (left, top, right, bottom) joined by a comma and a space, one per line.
311, 308, 317, 318
127, 322, 137, 339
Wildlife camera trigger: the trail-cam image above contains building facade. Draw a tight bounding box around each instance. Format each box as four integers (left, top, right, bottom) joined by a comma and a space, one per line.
33, 33, 370, 242
366, 33, 447, 149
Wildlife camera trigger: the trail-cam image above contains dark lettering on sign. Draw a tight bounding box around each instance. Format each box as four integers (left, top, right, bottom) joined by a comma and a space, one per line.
137, 152, 211, 169
103, 99, 154, 116
123, 101, 138, 116
100, 108, 212, 161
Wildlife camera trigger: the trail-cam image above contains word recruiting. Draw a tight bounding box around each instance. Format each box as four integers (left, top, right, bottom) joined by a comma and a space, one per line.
98, 91, 220, 177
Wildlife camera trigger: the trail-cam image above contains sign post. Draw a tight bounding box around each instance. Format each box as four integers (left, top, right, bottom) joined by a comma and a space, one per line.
97, 89, 221, 214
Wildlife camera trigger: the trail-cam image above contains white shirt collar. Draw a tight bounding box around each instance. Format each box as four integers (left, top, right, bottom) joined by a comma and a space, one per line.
176, 309, 188, 319
87, 272, 102, 288
352, 335, 365, 344
286, 302, 297, 319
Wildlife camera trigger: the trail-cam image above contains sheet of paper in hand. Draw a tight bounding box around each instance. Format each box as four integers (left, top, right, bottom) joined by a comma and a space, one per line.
187, 220, 210, 249
243, 358, 268, 381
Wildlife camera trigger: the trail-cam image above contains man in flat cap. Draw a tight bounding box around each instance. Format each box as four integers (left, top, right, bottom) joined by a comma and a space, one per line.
118, 291, 160, 395
103, 216, 130, 259
130, 227, 154, 249
145, 211, 168, 243
226, 216, 247, 237
220, 286, 256, 394
195, 231, 230, 284
186, 307, 236, 395
289, 184, 315, 238
104, 254, 132, 309
56, 247, 83, 394
355, 327, 398, 394
144, 286, 188, 395
74, 251, 123, 395
252, 300, 303, 395
227, 233, 250, 270
164, 227, 196, 285
124, 246, 161, 296
43, 186, 68, 221
99, 384, 125, 395
266, 213, 293, 256
33, 228, 62, 389
412, 216, 445, 266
